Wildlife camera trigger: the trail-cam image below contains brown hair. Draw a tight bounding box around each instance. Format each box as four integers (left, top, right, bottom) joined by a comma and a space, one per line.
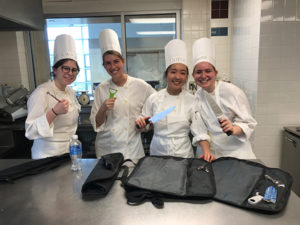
102, 50, 124, 65
192, 63, 216, 75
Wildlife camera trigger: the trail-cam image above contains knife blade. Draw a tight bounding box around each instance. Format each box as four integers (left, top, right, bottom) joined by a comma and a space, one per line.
204, 91, 232, 136
136, 106, 176, 128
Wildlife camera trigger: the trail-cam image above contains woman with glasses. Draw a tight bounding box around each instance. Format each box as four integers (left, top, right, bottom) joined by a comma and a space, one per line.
90, 29, 156, 161
25, 34, 81, 159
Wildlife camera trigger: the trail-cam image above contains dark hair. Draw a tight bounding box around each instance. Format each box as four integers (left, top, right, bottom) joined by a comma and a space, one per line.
192, 63, 216, 74
102, 50, 124, 65
51, 59, 80, 78
164, 64, 189, 79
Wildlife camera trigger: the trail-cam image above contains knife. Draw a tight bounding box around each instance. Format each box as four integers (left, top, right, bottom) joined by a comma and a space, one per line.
136, 106, 176, 128
204, 91, 232, 136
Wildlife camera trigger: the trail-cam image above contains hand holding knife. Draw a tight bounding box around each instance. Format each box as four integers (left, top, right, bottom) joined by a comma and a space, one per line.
136, 106, 176, 129
204, 91, 232, 136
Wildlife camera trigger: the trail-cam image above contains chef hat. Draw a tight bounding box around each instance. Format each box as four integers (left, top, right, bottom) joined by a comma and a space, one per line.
99, 29, 122, 55
164, 39, 187, 69
53, 34, 77, 65
192, 37, 216, 68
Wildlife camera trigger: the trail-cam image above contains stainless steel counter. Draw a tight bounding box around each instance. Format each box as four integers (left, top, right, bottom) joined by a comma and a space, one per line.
0, 159, 300, 225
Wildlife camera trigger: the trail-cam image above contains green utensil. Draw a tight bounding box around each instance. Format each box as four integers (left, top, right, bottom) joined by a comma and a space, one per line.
109, 88, 118, 99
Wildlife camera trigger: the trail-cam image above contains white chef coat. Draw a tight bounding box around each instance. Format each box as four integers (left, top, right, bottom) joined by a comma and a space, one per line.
192, 80, 257, 159
25, 80, 81, 159
141, 89, 196, 158
90, 75, 156, 160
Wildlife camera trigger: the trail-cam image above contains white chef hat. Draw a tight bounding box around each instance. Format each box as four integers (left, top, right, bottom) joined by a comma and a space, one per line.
53, 34, 77, 65
164, 39, 187, 69
99, 29, 122, 55
192, 37, 216, 68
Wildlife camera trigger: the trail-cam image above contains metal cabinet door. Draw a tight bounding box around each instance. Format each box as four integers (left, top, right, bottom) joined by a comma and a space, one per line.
281, 130, 300, 197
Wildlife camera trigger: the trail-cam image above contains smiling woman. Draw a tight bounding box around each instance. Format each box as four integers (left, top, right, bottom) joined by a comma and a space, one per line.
135, 39, 215, 160
90, 29, 156, 161
52, 60, 80, 90
25, 34, 81, 159
192, 37, 257, 160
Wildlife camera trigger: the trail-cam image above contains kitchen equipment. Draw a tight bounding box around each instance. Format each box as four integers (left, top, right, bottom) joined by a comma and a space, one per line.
46, 91, 61, 102
0, 85, 28, 122
78, 91, 90, 105
263, 186, 277, 203
146, 80, 160, 90
136, 106, 176, 128
0, 0, 44, 31
204, 91, 232, 136
264, 174, 285, 188
248, 192, 263, 205
109, 88, 118, 99
281, 127, 300, 197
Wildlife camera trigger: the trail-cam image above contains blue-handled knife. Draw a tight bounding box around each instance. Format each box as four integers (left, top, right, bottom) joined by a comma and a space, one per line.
136, 106, 176, 128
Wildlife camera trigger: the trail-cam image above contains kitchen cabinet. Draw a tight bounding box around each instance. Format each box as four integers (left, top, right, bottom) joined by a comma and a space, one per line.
0, 119, 32, 158
0, 108, 154, 159
281, 127, 300, 197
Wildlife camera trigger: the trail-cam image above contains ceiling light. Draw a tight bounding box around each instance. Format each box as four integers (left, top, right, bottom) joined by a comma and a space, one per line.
129, 18, 175, 24
137, 31, 176, 35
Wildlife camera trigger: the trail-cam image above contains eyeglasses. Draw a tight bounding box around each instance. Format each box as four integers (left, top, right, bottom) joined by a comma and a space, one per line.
61, 66, 79, 74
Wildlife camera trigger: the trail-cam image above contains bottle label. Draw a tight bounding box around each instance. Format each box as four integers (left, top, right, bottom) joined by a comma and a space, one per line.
70, 145, 82, 156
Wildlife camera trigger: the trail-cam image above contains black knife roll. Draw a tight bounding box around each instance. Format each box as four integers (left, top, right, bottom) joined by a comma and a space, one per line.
81, 152, 124, 199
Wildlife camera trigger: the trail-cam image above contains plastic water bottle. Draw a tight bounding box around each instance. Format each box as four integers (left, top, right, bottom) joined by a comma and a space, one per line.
69, 135, 82, 171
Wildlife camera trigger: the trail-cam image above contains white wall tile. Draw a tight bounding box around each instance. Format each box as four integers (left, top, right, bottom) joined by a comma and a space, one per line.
182, 0, 210, 86
253, 0, 300, 167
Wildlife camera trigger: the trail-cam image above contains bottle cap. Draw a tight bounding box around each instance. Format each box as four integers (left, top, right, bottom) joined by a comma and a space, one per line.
72, 135, 78, 140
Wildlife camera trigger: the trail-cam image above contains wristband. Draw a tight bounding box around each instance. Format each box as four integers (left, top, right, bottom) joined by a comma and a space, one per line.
52, 108, 58, 116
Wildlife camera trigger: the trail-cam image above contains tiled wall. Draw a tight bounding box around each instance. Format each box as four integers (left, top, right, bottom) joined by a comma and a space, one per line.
231, 0, 300, 167
231, 0, 261, 114
255, 0, 300, 167
183, 0, 231, 87
182, 0, 211, 87
211, 18, 231, 82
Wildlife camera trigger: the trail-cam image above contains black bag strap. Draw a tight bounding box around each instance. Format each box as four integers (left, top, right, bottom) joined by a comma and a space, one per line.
0, 153, 70, 183
125, 189, 164, 208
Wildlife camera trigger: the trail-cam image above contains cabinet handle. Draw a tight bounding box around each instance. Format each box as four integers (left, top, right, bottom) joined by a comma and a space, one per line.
285, 136, 297, 148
